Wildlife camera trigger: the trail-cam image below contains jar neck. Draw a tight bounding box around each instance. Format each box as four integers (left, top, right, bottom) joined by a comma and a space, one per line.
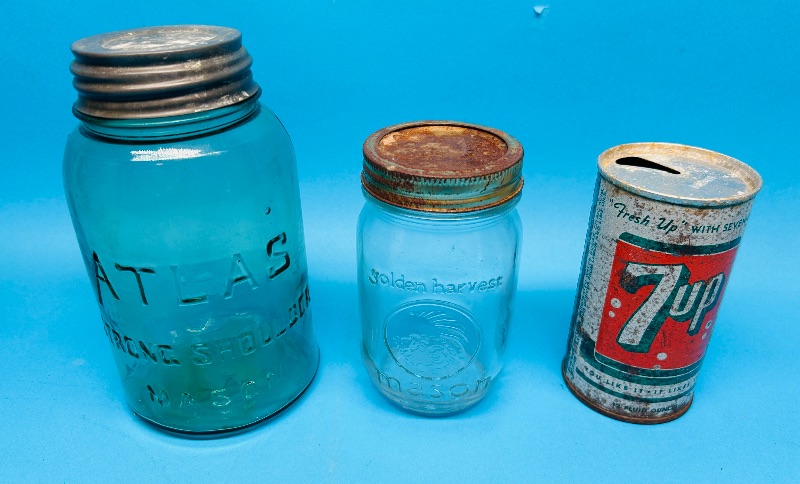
77, 97, 260, 142
363, 188, 520, 222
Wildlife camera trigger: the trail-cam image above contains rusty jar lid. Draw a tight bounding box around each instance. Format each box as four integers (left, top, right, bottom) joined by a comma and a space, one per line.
362, 121, 524, 213
70, 25, 260, 119
599, 143, 763, 207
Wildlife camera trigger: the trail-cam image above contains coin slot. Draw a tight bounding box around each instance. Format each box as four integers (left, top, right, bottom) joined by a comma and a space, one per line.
615, 156, 680, 175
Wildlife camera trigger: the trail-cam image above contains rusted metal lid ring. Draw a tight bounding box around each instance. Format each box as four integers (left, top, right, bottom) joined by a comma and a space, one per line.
362, 120, 524, 213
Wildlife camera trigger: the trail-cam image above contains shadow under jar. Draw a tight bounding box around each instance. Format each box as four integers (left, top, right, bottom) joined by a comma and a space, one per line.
358, 121, 524, 416
63, 26, 319, 435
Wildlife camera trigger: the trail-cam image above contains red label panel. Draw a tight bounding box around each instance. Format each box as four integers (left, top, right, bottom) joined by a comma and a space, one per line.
595, 235, 739, 371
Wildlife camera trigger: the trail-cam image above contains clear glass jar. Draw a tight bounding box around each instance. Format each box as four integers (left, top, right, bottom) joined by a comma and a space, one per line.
358, 121, 524, 415
63, 26, 318, 435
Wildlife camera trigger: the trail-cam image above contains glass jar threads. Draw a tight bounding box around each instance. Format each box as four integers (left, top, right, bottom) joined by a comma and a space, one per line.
63, 25, 319, 434
358, 121, 524, 415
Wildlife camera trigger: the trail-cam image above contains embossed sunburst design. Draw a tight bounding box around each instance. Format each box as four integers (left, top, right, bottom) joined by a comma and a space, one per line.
384, 301, 481, 380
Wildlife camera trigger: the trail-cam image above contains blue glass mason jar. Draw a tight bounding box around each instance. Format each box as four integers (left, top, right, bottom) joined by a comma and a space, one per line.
358, 121, 524, 415
63, 26, 319, 434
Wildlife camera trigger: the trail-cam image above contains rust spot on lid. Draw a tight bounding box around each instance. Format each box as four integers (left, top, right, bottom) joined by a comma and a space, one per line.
376, 125, 509, 176
364, 120, 522, 180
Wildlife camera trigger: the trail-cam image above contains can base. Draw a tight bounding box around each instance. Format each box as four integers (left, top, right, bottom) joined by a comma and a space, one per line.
561, 358, 692, 425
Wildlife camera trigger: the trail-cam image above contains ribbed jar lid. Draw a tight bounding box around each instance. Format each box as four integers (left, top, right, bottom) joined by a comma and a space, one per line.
70, 25, 260, 119
599, 143, 762, 207
362, 121, 524, 213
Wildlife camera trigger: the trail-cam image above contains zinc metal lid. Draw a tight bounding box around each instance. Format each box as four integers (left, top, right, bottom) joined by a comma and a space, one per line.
599, 142, 762, 207
70, 25, 260, 119
362, 121, 524, 212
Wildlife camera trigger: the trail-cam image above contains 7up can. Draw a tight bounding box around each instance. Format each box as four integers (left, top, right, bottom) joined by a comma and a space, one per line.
563, 142, 762, 423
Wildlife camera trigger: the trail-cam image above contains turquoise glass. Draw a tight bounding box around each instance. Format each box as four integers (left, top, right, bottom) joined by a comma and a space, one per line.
63, 98, 319, 434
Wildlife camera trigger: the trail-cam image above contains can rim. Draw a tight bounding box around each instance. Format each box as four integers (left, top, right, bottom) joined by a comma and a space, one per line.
598, 142, 763, 207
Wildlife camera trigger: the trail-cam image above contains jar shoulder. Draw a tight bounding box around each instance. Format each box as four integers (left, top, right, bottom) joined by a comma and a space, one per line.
62, 104, 300, 217
357, 202, 522, 237
64, 103, 292, 162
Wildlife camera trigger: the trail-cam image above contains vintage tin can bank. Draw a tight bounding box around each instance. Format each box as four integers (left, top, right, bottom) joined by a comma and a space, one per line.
562, 142, 762, 424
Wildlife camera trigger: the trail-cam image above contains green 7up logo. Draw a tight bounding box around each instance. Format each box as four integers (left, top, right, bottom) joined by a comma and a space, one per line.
617, 263, 724, 353
595, 233, 739, 371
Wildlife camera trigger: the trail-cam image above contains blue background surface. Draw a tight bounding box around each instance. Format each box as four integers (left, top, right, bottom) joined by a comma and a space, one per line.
1, 1, 798, 481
